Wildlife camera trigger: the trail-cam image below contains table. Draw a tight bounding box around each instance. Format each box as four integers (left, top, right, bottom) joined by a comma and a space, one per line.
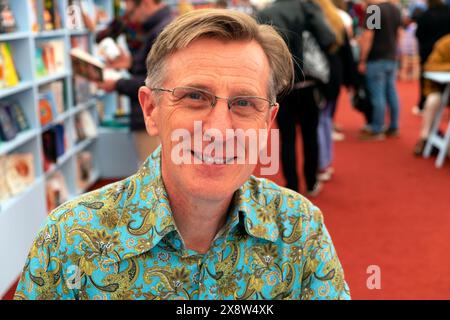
422, 71, 450, 168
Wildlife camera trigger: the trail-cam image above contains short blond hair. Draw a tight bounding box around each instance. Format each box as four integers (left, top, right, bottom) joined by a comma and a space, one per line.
145, 9, 294, 100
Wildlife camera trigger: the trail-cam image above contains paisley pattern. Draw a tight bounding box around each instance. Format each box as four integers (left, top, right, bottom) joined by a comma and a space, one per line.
14, 146, 350, 300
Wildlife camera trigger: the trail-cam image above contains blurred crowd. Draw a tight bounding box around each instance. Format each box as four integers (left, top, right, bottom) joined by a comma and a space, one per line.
95, 0, 450, 196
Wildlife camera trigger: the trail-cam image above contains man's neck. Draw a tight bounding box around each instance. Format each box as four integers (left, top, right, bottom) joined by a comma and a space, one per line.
161, 170, 234, 254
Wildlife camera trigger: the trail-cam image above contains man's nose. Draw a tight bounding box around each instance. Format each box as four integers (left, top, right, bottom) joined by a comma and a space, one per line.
203, 98, 234, 135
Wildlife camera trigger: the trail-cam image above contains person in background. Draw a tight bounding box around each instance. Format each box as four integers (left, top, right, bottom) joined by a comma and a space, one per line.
414, 0, 450, 115
314, 0, 358, 182
414, 34, 450, 155
177, 0, 194, 15
398, 13, 419, 81
258, 0, 337, 196
333, 0, 354, 38
215, 0, 228, 8
96, 0, 173, 163
230, 0, 257, 16
358, 0, 402, 140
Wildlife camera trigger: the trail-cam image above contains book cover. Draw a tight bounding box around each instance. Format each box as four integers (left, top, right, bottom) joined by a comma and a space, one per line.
42, 42, 56, 73
51, 40, 65, 73
0, 0, 17, 33
41, 81, 65, 114
0, 103, 17, 141
70, 48, 104, 82
35, 46, 47, 77
39, 91, 57, 126
42, 128, 57, 169
0, 42, 19, 87
4, 153, 35, 196
76, 151, 92, 190
29, 0, 40, 32
74, 110, 97, 143
8, 102, 29, 132
46, 170, 69, 211
44, 0, 62, 31
54, 123, 65, 158
0, 155, 11, 202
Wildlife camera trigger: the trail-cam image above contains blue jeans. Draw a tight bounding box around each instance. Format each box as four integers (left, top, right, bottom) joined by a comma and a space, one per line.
318, 101, 334, 170
366, 60, 400, 133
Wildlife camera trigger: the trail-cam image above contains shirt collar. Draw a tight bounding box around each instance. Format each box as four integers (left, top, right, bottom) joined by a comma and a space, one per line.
109, 146, 279, 264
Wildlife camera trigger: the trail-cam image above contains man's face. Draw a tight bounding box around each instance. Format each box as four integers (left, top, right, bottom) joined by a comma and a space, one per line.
139, 38, 278, 201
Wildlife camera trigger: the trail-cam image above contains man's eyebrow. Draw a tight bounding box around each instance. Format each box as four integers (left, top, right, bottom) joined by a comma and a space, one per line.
181, 83, 213, 91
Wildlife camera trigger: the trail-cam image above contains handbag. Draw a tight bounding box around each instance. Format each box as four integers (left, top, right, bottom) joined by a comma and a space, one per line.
301, 31, 330, 84
351, 73, 373, 123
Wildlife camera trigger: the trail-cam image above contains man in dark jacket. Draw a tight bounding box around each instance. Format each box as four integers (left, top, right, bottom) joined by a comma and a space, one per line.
258, 0, 336, 196
97, 0, 173, 162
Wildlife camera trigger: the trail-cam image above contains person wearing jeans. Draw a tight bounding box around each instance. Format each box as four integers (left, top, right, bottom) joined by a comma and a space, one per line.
365, 59, 401, 134
358, 0, 402, 139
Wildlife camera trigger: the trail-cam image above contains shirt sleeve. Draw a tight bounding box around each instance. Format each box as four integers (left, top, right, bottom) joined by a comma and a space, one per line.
13, 221, 75, 300
300, 206, 351, 300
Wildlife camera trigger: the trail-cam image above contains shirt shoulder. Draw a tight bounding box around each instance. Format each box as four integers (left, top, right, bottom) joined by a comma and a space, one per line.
247, 175, 325, 243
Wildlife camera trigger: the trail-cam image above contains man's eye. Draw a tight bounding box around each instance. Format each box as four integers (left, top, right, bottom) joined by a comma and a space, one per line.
233, 99, 250, 107
186, 91, 205, 100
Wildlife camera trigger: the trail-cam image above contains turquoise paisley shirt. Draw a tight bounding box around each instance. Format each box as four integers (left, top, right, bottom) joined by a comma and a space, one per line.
15, 146, 350, 300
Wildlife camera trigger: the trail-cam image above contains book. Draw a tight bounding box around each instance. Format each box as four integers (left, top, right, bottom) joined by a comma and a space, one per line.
0, 155, 11, 202
0, 0, 16, 33
0, 42, 19, 87
0, 103, 17, 141
46, 170, 69, 211
42, 124, 65, 171
36, 40, 66, 76
4, 153, 35, 196
40, 81, 65, 114
76, 151, 92, 190
43, 0, 62, 31
7, 102, 29, 132
29, 0, 40, 32
74, 110, 97, 143
39, 91, 57, 126
70, 47, 121, 82
73, 75, 93, 105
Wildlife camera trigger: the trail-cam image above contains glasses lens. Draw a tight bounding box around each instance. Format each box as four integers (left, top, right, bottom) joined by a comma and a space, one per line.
172, 87, 212, 109
230, 97, 268, 117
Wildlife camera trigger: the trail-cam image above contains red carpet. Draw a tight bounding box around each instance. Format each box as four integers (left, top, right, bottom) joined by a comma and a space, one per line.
258, 81, 450, 299
3, 82, 449, 300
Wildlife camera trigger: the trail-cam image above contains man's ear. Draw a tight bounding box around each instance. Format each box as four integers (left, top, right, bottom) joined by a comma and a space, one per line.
138, 86, 159, 136
268, 103, 279, 129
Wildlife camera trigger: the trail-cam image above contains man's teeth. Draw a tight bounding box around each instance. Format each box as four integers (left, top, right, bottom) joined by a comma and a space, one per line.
192, 151, 234, 164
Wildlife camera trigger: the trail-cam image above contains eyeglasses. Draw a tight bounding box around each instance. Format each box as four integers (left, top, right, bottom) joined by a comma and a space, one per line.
150, 86, 276, 118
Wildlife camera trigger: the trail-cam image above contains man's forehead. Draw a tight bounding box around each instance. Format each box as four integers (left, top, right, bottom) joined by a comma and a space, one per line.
166, 38, 270, 81
165, 38, 270, 75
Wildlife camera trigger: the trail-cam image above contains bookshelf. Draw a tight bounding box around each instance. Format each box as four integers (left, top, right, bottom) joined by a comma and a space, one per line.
0, 0, 115, 297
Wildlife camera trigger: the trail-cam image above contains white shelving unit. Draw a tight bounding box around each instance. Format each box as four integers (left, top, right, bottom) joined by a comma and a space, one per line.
0, 0, 115, 297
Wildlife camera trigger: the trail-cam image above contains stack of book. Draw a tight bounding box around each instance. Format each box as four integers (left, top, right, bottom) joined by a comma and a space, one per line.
35, 39, 66, 78
0, 102, 29, 142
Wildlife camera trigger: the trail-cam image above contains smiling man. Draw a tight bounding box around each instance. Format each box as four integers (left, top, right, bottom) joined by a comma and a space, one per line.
15, 9, 350, 300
